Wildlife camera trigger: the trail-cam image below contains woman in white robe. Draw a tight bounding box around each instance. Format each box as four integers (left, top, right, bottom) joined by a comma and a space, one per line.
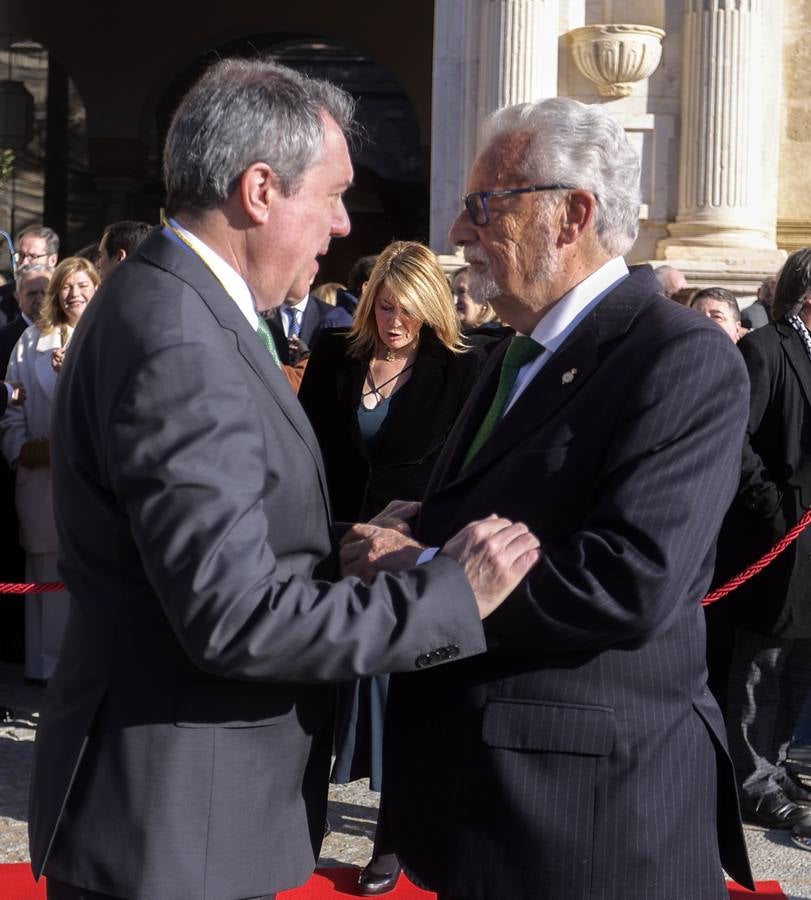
1, 257, 99, 680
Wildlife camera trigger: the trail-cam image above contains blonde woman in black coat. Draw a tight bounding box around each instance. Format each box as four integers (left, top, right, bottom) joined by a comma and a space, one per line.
299, 241, 485, 894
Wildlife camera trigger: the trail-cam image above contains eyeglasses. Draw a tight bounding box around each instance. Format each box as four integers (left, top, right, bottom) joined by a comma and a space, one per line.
462, 183, 579, 226
13, 251, 50, 264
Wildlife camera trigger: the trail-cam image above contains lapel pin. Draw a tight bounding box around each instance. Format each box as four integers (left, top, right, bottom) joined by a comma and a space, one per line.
561, 368, 578, 385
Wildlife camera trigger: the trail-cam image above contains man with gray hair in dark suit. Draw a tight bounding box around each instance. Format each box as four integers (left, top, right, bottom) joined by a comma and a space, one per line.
344, 96, 755, 899
28, 58, 539, 900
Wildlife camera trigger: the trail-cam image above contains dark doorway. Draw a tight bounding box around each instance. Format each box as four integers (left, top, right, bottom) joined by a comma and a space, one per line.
154, 35, 428, 287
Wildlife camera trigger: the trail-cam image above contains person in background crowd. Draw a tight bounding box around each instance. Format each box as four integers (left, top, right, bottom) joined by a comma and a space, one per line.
655, 262, 688, 298
0, 257, 99, 684
0, 263, 55, 675
670, 285, 699, 306
299, 241, 485, 895
342, 96, 754, 899
0, 264, 50, 411
0, 226, 60, 328
96, 221, 152, 281
452, 264, 512, 351
271, 283, 353, 366
14, 226, 59, 270
710, 248, 811, 840
690, 287, 744, 343
28, 59, 538, 900
742, 274, 777, 331
311, 280, 346, 305
347, 254, 378, 302
452, 264, 496, 330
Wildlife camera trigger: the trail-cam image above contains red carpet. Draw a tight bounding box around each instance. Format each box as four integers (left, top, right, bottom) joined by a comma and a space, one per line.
0, 864, 787, 898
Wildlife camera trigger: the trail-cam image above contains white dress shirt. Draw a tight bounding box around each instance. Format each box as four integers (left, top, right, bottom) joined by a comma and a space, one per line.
282, 297, 309, 338
169, 218, 258, 330
504, 255, 629, 413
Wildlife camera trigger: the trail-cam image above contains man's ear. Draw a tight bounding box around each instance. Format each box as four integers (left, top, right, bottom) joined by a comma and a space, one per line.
558, 189, 598, 246
240, 162, 281, 225
115, 248, 127, 263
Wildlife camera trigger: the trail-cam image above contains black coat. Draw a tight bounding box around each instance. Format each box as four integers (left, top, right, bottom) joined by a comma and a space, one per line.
713, 320, 811, 637
299, 327, 483, 521
0, 282, 19, 330
383, 266, 753, 898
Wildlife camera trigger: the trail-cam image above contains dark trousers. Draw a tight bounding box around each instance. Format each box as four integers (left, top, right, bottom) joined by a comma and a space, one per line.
47, 880, 276, 900
726, 628, 811, 802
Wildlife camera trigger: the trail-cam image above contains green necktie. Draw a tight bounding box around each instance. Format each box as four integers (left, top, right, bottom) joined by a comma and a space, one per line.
462, 335, 543, 470
255, 316, 283, 369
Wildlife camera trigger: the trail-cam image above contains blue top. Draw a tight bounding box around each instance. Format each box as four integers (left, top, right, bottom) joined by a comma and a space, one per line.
357, 396, 391, 452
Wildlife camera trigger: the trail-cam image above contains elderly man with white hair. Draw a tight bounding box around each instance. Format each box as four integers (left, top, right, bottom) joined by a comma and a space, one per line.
343, 97, 755, 899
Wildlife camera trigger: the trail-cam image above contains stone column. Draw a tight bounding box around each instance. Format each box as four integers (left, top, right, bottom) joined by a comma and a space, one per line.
658, 0, 784, 269
430, 0, 560, 255
478, 0, 560, 128
429, 0, 481, 254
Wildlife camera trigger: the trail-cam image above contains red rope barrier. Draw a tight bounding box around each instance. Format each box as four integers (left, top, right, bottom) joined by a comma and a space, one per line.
0, 582, 64, 594
0, 509, 808, 604
702, 507, 811, 606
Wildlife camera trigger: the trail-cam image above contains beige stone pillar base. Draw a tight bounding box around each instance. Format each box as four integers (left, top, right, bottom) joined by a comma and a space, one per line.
657, 242, 787, 269
650, 254, 786, 300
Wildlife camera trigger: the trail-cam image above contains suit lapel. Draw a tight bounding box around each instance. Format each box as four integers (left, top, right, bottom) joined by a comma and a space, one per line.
777, 320, 811, 409
434, 267, 655, 490
137, 230, 330, 499
425, 342, 504, 490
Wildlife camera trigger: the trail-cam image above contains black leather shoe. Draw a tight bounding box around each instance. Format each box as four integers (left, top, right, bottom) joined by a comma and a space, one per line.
789, 743, 811, 764
780, 774, 811, 805
742, 788, 811, 828
357, 860, 402, 896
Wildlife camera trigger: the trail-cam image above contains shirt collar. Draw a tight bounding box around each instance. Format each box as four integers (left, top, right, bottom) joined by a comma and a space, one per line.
286, 296, 309, 315
529, 256, 629, 350
169, 218, 258, 329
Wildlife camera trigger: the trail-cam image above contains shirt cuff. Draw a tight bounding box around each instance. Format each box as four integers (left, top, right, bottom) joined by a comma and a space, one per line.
417, 547, 439, 565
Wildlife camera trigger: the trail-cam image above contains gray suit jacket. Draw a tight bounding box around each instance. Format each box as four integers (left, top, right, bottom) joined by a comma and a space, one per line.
28, 228, 484, 900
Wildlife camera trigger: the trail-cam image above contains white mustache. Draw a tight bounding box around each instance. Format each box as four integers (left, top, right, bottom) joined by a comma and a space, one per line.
464, 249, 490, 267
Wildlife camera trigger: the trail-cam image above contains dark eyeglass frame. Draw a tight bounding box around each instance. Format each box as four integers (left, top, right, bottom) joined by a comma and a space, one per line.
463, 183, 580, 226
13, 250, 51, 264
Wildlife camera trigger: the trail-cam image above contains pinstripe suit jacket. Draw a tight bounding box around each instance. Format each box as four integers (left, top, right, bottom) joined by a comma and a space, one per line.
383, 265, 754, 900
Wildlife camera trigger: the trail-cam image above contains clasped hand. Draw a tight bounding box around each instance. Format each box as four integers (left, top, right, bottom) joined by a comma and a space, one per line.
340, 500, 542, 619
51, 347, 66, 373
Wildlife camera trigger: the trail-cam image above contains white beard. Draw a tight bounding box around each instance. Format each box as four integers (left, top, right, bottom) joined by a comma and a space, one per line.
465, 222, 562, 308
464, 253, 501, 302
